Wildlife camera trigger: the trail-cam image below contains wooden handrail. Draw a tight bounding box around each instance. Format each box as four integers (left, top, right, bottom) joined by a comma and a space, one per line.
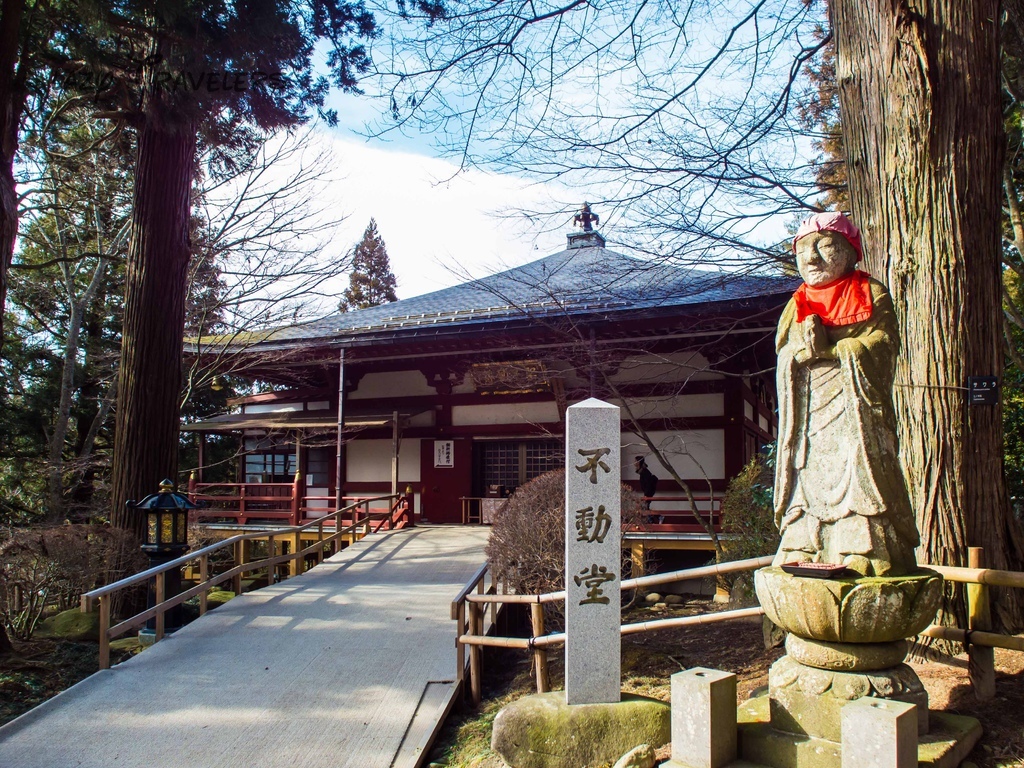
82, 494, 398, 609
451, 553, 1024, 706
460, 556, 776, 606
451, 563, 489, 617
83, 493, 401, 668
920, 563, 1024, 589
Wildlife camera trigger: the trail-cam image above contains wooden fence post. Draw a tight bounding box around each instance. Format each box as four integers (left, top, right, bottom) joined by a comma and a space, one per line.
233, 539, 245, 595
155, 572, 166, 641
199, 554, 209, 616
967, 547, 996, 700
456, 602, 466, 685
98, 595, 110, 671
531, 603, 550, 693
291, 532, 303, 576
267, 534, 276, 584
469, 602, 482, 706
291, 472, 301, 526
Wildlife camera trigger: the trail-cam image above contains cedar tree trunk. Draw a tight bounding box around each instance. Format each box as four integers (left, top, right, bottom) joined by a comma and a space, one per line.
109, 117, 197, 539
830, 0, 1024, 629
0, 0, 26, 351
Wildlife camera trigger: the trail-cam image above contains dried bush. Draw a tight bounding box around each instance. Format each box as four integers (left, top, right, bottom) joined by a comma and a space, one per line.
0, 524, 146, 641
718, 451, 779, 597
485, 469, 646, 626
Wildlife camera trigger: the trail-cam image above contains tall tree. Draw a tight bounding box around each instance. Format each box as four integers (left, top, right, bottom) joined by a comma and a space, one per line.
339, 218, 397, 312
70, 1, 378, 538
829, 0, 1024, 628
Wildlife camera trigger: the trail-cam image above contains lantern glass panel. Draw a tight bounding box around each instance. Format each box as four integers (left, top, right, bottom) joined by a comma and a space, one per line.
176, 512, 187, 544
161, 513, 174, 544
147, 513, 158, 544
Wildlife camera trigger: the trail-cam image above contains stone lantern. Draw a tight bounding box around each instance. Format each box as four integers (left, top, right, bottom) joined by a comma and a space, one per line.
129, 479, 195, 638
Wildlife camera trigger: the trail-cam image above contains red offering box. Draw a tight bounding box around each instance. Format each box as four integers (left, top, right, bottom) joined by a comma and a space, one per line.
779, 562, 850, 579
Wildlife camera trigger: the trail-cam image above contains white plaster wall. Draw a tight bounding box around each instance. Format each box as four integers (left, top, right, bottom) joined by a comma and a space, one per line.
407, 410, 436, 427
346, 438, 422, 482
244, 402, 301, 414
613, 393, 724, 420
452, 401, 560, 426
621, 429, 725, 481
343, 489, 421, 515
608, 352, 722, 384
349, 370, 436, 399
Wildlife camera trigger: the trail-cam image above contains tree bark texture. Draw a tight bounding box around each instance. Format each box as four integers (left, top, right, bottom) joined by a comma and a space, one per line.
830, 0, 1024, 629
0, 0, 26, 352
109, 119, 196, 539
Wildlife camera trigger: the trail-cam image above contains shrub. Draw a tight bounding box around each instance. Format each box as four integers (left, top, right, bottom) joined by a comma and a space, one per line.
485, 469, 646, 626
718, 450, 779, 600
0, 524, 146, 641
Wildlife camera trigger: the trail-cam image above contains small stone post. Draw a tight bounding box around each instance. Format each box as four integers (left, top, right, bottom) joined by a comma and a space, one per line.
840, 698, 917, 768
565, 398, 621, 705
666, 668, 737, 768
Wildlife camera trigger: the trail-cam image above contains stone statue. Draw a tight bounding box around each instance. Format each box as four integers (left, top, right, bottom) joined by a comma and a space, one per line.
773, 212, 918, 577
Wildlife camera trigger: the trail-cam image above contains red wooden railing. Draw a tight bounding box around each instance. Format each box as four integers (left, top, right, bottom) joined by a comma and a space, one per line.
460, 493, 723, 535
188, 476, 413, 529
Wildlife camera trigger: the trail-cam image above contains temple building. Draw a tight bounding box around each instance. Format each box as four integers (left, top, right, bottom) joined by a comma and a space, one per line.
183, 224, 795, 554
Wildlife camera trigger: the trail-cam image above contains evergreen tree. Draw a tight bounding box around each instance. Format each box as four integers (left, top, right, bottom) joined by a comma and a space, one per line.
339, 219, 398, 312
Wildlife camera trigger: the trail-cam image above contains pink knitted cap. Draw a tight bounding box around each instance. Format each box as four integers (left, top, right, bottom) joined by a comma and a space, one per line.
793, 211, 862, 261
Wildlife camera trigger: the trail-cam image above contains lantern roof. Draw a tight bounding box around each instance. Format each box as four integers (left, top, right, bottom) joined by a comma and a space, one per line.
128, 479, 199, 510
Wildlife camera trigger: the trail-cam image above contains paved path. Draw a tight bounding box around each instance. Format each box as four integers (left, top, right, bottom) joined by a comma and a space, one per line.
0, 526, 489, 768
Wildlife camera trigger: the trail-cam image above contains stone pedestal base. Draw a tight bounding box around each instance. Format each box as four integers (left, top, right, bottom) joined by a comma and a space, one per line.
768, 655, 929, 739
737, 695, 982, 768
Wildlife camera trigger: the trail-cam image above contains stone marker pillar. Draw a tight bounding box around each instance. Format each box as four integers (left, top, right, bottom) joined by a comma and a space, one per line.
841, 698, 917, 768
565, 397, 621, 705
666, 668, 737, 768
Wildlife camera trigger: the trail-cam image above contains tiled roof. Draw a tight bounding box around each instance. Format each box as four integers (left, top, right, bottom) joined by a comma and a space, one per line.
227, 243, 797, 349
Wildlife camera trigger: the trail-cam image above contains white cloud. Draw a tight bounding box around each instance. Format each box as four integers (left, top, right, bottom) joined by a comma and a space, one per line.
320, 132, 572, 297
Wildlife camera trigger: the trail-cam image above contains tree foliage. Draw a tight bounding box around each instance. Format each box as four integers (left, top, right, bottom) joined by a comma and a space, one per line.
339, 218, 397, 312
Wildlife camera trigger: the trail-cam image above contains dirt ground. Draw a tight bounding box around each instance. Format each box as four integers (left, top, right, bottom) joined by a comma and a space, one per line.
0, 638, 139, 728
428, 600, 1024, 768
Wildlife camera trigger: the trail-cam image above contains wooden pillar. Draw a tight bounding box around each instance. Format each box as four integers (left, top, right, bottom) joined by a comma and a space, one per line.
335, 348, 346, 513
290, 531, 302, 577
391, 410, 400, 496
197, 432, 206, 482
723, 379, 745, 481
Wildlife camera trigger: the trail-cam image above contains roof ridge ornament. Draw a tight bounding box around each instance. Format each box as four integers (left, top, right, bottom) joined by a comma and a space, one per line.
573, 202, 599, 232
568, 203, 606, 250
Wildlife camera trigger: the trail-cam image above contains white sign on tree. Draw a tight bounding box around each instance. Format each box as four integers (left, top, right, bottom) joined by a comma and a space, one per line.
565, 398, 621, 705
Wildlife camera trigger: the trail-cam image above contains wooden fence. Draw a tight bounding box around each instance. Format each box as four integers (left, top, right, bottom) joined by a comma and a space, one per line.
81, 494, 408, 669
451, 548, 1024, 706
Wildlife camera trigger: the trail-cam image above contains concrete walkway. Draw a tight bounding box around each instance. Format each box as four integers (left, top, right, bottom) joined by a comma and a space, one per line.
0, 525, 489, 768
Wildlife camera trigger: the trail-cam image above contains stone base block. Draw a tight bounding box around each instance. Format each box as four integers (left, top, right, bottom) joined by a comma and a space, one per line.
737, 694, 982, 768
491, 692, 670, 768
769, 656, 928, 739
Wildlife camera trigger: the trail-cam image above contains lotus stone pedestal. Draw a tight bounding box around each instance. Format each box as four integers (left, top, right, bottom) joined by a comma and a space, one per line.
730, 567, 981, 768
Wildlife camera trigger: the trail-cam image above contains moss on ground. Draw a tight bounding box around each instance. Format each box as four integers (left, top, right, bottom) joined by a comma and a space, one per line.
35, 609, 100, 642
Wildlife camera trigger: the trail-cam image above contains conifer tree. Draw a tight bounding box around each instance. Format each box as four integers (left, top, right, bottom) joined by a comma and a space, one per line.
339, 219, 398, 312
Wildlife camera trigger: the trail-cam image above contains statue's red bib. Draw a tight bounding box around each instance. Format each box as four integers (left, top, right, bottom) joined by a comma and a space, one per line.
793, 270, 873, 327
